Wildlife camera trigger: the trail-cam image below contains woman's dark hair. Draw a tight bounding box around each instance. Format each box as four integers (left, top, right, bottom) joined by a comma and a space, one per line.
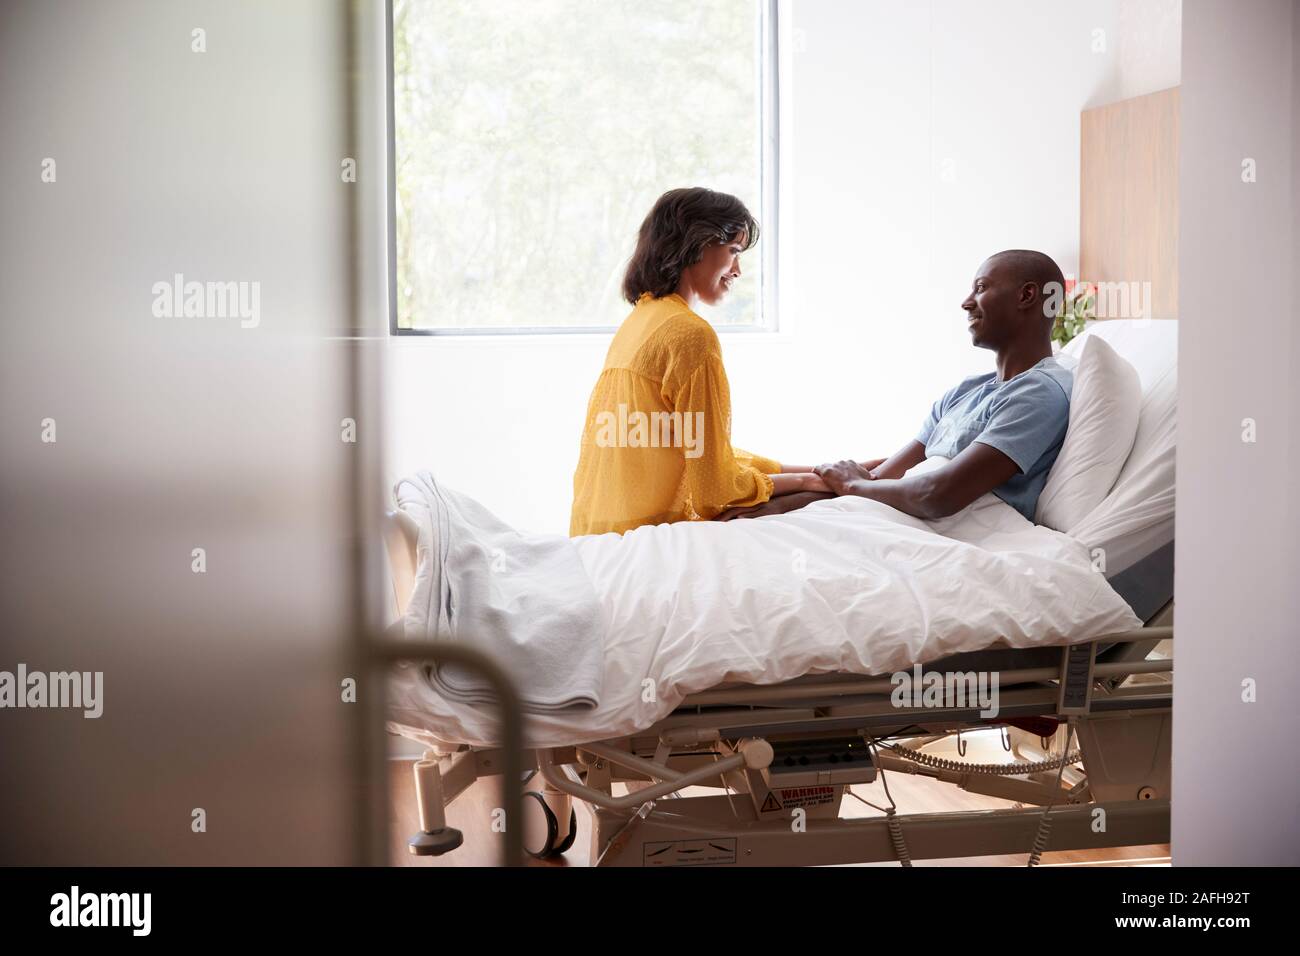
622, 187, 759, 305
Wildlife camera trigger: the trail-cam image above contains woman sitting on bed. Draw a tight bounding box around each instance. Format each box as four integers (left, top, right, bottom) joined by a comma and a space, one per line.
569, 187, 828, 536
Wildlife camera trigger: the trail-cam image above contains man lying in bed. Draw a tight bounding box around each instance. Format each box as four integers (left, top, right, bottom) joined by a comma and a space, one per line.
721, 249, 1073, 524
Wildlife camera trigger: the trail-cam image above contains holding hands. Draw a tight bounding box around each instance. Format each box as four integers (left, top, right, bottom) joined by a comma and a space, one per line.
813, 460, 873, 495
717, 455, 890, 522
813, 456, 886, 495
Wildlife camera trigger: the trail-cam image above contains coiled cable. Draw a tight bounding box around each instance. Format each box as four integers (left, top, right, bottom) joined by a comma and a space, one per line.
875, 727, 1085, 866
884, 808, 912, 867
1027, 719, 1078, 867
866, 738, 912, 867
883, 740, 1081, 777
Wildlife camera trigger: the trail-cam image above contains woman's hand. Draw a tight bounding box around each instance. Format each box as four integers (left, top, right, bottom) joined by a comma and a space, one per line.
769, 472, 831, 496
814, 459, 876, 495
789, 458, 886, 479
795, 472, 831, 494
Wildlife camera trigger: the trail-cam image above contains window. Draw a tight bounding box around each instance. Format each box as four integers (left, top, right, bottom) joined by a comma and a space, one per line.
389, 0, 777, 333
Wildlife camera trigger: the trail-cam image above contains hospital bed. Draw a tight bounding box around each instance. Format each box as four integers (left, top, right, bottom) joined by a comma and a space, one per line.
384, 319, 1177, 866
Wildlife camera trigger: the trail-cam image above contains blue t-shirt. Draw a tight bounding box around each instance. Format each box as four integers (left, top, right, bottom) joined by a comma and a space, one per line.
916, 357, 1073, 522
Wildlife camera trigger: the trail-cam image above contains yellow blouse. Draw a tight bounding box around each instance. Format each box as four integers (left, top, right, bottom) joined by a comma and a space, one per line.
569, 293, 779, 536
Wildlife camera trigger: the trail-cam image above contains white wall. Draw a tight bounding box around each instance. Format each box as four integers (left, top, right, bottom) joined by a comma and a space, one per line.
386, 0, 1181, 534
1173, 0, 1300, 866
1101, 0, 1183, 102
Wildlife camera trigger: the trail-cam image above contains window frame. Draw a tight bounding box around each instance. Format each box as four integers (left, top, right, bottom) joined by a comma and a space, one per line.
385, 0, 781, 336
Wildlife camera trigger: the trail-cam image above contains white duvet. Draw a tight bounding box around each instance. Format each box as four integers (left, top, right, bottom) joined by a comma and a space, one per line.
387, 461, 1142, 749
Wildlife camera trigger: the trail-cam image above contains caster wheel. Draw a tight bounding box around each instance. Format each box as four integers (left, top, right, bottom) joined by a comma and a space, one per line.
522, 791, 559, 858
553, 809, 578, 855
522, 792, 578, 858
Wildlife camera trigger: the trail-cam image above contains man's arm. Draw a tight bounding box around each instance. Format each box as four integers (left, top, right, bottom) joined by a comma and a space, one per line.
815, 441, 1019, 520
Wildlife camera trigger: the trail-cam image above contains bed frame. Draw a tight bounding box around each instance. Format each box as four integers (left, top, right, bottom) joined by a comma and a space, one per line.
382, 508, 1173, 866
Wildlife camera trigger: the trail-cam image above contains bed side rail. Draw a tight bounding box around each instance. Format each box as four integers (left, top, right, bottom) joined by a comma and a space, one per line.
678, 625, 1171, 710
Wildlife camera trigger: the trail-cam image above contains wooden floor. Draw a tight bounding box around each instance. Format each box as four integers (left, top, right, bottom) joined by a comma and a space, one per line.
387, 756, 1170, 868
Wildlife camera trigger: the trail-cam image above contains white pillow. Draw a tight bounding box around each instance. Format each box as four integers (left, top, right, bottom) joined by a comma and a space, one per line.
1034, 335, 1141, 533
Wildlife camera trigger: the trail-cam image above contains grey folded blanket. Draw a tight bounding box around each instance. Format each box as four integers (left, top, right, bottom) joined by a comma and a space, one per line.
394, 472, 603, 713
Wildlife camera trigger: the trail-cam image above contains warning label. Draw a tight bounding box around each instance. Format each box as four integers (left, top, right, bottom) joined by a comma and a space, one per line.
758, 786, 837, 813
643, 838, 738, 867
774, 786, 835, 810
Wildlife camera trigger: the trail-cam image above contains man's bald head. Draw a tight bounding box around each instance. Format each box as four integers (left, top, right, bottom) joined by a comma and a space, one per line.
986, 250, 1065, 319
961, 249, 1065, 351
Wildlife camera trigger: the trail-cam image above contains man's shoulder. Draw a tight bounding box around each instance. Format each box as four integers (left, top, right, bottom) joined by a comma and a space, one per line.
993, 361, 1072, 416
1021, 357, 1074, 402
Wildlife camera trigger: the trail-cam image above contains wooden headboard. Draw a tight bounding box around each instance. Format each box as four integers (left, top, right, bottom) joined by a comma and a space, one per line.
1079, 87, 1179, 319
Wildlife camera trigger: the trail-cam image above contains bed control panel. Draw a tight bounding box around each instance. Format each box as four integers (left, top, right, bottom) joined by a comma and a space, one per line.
1057, 642, 1096, 715
764, 737, 878, 788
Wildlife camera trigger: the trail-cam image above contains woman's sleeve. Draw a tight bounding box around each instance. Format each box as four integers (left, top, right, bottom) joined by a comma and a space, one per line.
733, 447, 782, 474
665, 351, 774, 519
